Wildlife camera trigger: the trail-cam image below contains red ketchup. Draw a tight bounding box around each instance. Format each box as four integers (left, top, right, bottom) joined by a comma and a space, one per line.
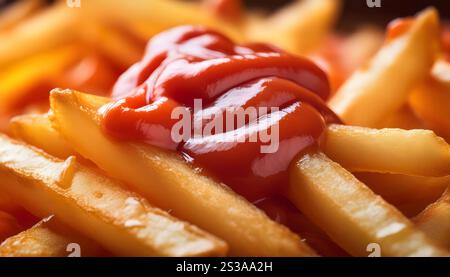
206, 0, 243, 22
101, 25, 340, 201
443, 25, 450, 61
386, 18, 414, 42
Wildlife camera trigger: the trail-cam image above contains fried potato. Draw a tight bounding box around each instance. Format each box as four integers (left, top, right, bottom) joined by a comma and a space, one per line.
49, 89, 315, 257
288, 152, 449, 256
324, 124, 450, 176
0, 0, 43, 32
431, 59, 450, 87
0, 3, 79, 68
247, 0, 340, 54
376, 105, 425, 130
0, 210, 22, 243
410, 76, 450, 141
0, 134, 227, 257
83, 0, 242, 42
10, 114, 74, 159
79, 23, 144, 70
355, 172, 450, 217
0, 216, 107, 257
0, 46, 82, 113
329, 8, 440, 126
0, 193, 17, 215
414, 188, 450, 249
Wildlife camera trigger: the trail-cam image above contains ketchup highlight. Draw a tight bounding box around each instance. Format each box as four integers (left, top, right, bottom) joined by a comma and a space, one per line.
101, 25, 340, 201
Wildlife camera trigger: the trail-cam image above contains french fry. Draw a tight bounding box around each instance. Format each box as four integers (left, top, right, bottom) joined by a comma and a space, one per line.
0, 3, 80, 68
0, 134, 227, 257
409, 76, 450, 141
10, 114, 75, 159
0, 210, 22, 242
246, 0, 340, 55
355, 172, 450, 217
324, 124, 450, 176
339, 26, 384, 73
0, 46, 82, 113
414, 188, 450, 249
83, 0, 242, 42
431, 58, 450, 87
288, 152, 449, 256
0, 0, 43, 32
0, 216, 107, 257
0, 193, 17, 215
79, 23, 144, 69
0, 191, 37, 228
376, 105, 425, 130
49, 89, 315, 257
329, 8, 440, 127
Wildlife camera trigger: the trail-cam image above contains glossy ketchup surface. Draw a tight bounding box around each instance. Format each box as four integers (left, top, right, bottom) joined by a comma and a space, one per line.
101, 25, 340, 201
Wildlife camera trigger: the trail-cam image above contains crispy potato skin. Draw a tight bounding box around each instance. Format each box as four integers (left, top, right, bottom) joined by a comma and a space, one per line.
324, 124, 450, 177
0, 216, 107, 257
49, 89, 316, 257
288, 152, 449, 257
0, 134, 227, 257
415, 188, 450, 249
329, 8, 440, 127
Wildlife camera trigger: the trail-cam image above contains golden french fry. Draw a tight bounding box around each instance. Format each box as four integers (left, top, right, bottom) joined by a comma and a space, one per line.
431, 59, 450, 87
355, 172, 450, 217
329, 8, 440, 126
49, 89, 315, 257
0, 46, 82, 113
409, 76, 450, 141
339, 26, 384, 72
414, 188, 450, 249
0, 192, 17, 215
79, 23, 144, 69
83, 0, 242, 42
0, 210, 22, 242
10, 113, 74, 159
0, 134, 227, 257
247, 0, 340, 54
288, 152, 449, 256
0, 0, 43, 32
0, 3, 79, 68
324, 124, 450, 176
376, 105, 425, 130
0, 216, 107, 257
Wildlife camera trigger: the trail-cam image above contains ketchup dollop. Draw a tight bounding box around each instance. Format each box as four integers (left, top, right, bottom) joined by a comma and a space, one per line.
101, 25, 340, 201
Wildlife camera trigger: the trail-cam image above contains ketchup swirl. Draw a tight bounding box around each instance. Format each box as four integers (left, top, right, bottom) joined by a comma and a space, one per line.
101, 25, 340, 201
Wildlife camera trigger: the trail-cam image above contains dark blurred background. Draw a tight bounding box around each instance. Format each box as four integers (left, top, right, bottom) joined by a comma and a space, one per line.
244, 0, 450, 30
1, 0, 449, 29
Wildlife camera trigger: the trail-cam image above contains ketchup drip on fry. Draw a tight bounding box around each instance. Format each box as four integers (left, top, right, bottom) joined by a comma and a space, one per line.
101, 26, 340, 201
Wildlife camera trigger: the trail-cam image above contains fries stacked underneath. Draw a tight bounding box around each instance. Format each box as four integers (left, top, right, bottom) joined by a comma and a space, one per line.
0, 0, 449, 257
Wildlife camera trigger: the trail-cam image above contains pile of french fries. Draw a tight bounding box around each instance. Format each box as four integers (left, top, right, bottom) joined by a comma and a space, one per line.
0, 0, 449, 257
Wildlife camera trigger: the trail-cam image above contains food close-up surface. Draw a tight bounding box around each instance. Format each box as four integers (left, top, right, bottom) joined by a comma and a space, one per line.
0, 0, 449, 259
